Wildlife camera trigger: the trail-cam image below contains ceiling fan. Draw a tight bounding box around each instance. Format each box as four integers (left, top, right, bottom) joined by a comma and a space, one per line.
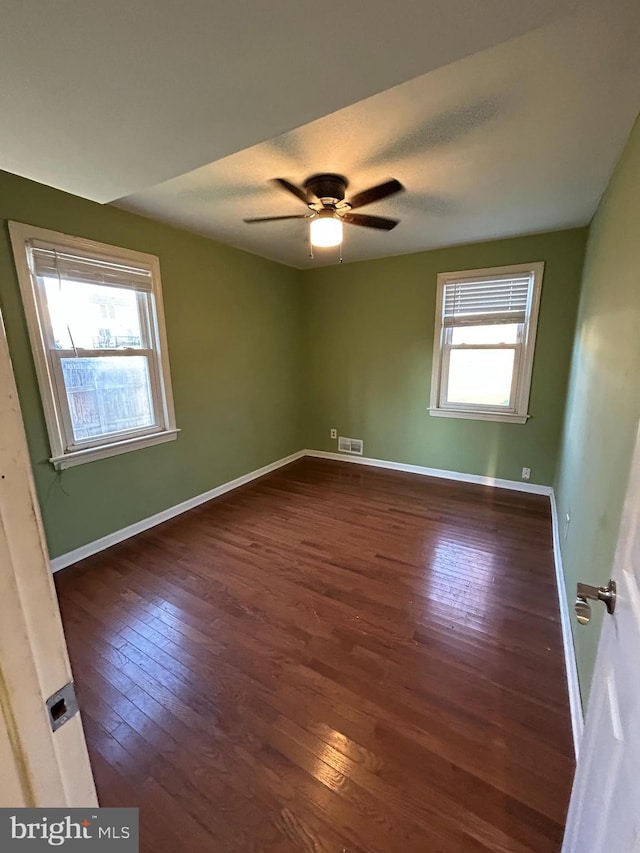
243, 174, 404, 249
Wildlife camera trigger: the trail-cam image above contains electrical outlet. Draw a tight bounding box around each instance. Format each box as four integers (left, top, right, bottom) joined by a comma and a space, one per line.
521, 467, 531, 480
330, 428, 337, 439
564, 512, 571, 541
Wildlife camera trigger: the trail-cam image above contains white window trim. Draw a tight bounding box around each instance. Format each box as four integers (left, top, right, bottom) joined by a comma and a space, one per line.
9, 221, 179, 470
428, 261, 544, 424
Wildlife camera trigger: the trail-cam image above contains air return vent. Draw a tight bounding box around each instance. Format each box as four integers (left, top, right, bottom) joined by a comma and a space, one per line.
338, 436, 363, 455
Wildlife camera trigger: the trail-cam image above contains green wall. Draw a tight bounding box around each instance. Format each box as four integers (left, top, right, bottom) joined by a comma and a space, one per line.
0, 167, 592, 570
301, 229, 587, 484
555, 115, 640, 707
0, 170, 303, 558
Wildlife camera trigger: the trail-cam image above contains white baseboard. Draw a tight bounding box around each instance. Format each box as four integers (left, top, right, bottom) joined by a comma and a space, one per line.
550, 490, 584, 758
51, 447, 552, 572
49, 450, 305, 573
51, 444, 581, 756
304, 449, 554, 495
50, 445, 581, 751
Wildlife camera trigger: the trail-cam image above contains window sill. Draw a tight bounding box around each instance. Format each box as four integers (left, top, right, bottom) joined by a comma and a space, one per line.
428, 408, 529, 424
49, 428, 180, 470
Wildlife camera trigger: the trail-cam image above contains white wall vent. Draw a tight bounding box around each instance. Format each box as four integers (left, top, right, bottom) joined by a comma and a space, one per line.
338, 436, 363, 455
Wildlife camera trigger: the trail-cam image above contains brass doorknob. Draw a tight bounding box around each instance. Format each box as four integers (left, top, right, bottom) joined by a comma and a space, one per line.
575, 579, 616, 625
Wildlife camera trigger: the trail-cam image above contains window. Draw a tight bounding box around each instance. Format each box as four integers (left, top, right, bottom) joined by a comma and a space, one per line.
429, 262, 544, 424
9, 222, 178, 469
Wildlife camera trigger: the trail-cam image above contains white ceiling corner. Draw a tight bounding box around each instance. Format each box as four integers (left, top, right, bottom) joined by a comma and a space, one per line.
1, 0, 640, 267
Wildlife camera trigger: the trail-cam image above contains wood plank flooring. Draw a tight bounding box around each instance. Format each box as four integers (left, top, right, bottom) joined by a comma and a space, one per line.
54, 457, 574, 852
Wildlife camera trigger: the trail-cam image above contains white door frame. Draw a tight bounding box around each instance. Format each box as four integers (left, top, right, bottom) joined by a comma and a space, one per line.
0, 307, 97, 806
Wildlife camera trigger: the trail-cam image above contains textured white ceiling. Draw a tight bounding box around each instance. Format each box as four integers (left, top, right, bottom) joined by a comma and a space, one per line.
2, 0, 639, 268
1, 0, 584, 202
118, 0, 640, 267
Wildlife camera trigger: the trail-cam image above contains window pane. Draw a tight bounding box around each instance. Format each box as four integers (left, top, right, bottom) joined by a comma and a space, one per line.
446, 349, 515, 407
450, 324, 520, 345
61, 356, 155, 442
43, 278, 144, 350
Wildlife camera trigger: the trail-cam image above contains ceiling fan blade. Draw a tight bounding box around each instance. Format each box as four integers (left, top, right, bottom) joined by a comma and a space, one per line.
243, 214, 311, 223
340, 212, 399, 231
271, 178, 310, 205
347, 179, 404, 210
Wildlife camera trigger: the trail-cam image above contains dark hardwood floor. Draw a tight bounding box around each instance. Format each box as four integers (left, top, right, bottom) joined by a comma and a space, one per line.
55, 457, 574, 852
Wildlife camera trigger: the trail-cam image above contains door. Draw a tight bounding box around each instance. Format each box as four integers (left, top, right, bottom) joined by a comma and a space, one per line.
0, 308, 97, 807
563, 421, 640, 852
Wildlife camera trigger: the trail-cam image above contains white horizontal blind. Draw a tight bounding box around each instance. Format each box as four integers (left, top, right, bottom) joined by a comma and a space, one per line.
28, 242, 153, 292
443, 274, 531, 327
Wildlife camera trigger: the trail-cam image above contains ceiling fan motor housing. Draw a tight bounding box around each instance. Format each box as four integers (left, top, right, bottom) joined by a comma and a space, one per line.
304, 173, 348, 204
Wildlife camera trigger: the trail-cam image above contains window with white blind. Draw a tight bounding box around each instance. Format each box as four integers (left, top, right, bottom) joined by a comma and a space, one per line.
9, 222, 178, 469
429, 262, 544, 423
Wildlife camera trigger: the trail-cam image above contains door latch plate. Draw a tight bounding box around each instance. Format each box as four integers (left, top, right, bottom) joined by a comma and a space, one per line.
46, 681, 79, 732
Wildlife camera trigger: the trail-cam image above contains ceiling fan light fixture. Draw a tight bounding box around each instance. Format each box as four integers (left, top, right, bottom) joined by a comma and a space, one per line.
310, 213, 343, 248
245, 174, 403, 258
